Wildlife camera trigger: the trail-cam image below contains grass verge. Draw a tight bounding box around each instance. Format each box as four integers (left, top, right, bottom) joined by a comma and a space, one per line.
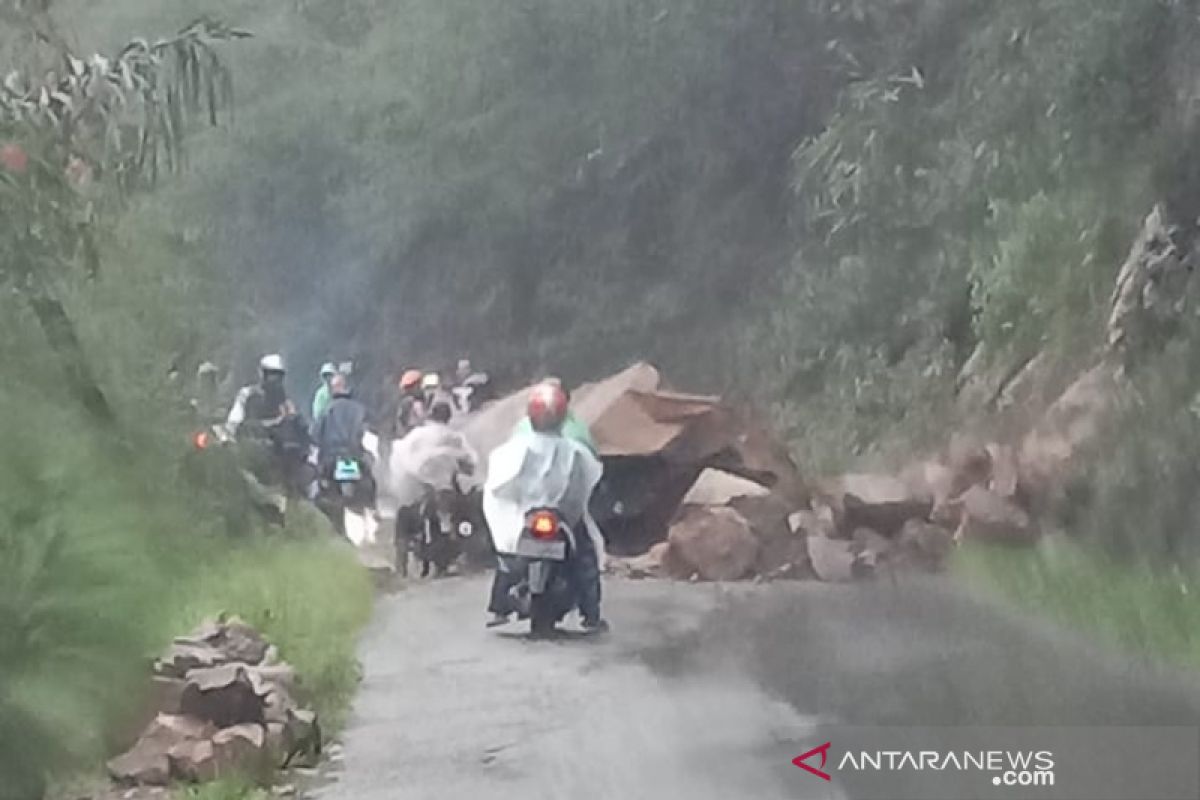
956, 537, 1200, 670
164, 530, 374, 728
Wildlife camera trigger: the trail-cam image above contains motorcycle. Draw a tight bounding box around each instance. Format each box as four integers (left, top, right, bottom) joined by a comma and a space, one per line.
483, 430, 604, 638
414, 476, 478, 577
499, 507, 578, 638
317, 453, 376, 543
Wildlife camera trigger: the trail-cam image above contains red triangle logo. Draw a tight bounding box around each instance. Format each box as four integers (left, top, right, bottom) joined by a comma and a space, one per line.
793, 741, 832, 781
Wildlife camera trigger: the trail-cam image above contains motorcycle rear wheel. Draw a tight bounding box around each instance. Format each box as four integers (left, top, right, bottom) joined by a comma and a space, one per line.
529, 593, 557, 639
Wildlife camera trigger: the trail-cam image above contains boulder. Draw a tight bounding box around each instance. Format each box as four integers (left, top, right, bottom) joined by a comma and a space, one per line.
896, 519, 955, 572
731, 491, 793, 543
805, 535, 860, 582
155, 642, 225, 679
681, 468, 770, 506
954, 486, 1038, 545
900, 460, 959, 510
851, 528, 893, 561
107, 744, 170, 787
108, 715, 216, 786
282, 708, 322, 768
181, 664, 266, 727
263, 684, 298, 725
167, 738, 218, 783
788, 505, 838, 539
246, 664, 297, 695
211, 620, 270, 666
755, 525, 811, 579
608, 541, 672, 579
212, 723, 272, 778
825, 473, 933, 536
666, 506, 759, 581
265, 722, 288, 766
707, 419, 810, 507
946, 434, 993, 493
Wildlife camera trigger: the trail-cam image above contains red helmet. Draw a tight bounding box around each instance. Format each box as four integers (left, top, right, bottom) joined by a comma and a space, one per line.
527, 382, 569, 432
399, 369, 423, 390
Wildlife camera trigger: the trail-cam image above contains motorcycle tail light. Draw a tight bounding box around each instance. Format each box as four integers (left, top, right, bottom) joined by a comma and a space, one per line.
530, 510, 559, 539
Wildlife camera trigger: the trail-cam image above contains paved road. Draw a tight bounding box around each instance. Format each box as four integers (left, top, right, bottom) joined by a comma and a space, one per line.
314, 574, 1200, 800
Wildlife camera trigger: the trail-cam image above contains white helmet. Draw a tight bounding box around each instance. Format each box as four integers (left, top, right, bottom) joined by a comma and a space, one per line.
421, 373, 441, 390
259, 354, 286, 373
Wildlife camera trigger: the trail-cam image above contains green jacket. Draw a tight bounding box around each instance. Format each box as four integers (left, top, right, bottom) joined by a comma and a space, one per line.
514, 411, 597, 454
311, 383, 332, 421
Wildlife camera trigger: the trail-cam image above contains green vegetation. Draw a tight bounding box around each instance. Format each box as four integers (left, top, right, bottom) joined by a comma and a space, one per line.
958, 540, 1200, 670
166, 533, 373, 727
0, 9, 372, 799
177, 778, 270, 800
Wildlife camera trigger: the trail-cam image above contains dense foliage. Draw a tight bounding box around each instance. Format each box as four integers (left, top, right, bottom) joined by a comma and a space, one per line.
0, 9, 371, 798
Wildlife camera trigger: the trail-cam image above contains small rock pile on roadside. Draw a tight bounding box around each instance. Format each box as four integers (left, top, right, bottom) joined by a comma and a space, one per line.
107, 617, 321, 788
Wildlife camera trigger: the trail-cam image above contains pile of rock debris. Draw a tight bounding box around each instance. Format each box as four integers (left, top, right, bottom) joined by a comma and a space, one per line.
107, 617, 320, 789
610, 433, 1038, 583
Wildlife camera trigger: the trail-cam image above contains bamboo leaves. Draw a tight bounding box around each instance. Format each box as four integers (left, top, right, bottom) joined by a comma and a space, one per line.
0, 17, 248, 192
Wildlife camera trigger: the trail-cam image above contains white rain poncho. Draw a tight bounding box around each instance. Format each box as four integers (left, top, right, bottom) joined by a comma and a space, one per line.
483, 431, 605, 567
373, 423, 481, 517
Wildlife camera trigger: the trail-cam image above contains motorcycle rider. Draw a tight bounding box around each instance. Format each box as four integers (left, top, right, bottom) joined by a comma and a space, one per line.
511, 377, 597, 454
311, 373, 371, 486
226, 354, 296, 437
311, 362, 337, 421
487, 382, 608, 631
451, 357, 492, 414
421, 371, 454, 414
225, 354, 311, 502
390, 398, 479, 576
396, 369, 427, 436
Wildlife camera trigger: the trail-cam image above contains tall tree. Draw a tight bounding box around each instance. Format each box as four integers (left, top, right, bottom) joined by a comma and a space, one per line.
0, 6, 247, 425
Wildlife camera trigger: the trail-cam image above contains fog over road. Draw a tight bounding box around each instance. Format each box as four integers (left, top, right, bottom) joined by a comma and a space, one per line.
313, 575, 1200, 800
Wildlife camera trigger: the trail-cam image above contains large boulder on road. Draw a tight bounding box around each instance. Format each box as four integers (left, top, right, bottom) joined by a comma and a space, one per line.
681, 468, 769, 506
896, 519, 955, 572
606, 541, 672, 579
823, 473, 933, 537
953, 486, 1039, 545
666, 506, 759, 581
805, 535, 860, 582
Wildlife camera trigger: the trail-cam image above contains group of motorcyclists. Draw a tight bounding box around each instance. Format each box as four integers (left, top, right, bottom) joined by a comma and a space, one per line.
208, 353, 606, 635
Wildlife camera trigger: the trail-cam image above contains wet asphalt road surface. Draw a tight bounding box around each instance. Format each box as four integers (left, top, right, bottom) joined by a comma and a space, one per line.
313, 574, 1200, 800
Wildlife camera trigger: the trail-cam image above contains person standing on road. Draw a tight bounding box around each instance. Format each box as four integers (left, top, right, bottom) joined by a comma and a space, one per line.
396, 369, 427, 437
312, 362, 338, 421
311, 373, 375, 496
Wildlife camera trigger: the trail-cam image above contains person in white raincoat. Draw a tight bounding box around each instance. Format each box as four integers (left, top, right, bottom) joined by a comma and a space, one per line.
483, 382, 608, 630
